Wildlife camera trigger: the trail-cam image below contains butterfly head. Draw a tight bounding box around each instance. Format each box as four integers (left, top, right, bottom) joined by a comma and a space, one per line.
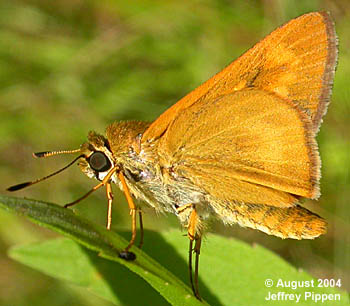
79, 131, 117, 182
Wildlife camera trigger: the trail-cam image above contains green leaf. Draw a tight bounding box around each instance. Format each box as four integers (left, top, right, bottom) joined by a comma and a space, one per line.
1, 195, 349, 306
0, 195, 204, 306
9, 238, 168, 306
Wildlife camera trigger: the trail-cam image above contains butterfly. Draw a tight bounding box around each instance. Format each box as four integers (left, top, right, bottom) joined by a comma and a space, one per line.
8, 11, 337, 299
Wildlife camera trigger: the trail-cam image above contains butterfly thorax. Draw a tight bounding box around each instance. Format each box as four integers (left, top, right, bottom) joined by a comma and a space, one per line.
80, 121, 209, 226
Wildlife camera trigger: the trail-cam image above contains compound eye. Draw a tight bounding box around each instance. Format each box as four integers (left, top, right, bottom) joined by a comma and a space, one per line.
88, 151, 112, 172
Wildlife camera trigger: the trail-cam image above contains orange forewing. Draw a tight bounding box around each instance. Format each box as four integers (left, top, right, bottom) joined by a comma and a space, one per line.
142, 11, 337, 142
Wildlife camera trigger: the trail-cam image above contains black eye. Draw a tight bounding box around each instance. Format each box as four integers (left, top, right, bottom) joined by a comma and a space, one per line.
88, 151, 112, 172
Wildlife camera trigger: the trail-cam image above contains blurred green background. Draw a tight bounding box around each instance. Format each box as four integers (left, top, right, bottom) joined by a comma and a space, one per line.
0, 0, 349, 305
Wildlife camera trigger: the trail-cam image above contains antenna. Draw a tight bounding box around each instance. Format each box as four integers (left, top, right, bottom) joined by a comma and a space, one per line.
33, 148, 81, 158
7, 152, 84, 192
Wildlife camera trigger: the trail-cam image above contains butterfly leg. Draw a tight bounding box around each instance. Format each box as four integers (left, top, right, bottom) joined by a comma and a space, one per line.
106, 181, 114, 230
193, 236, 202, 300
187, 206, 202, 300
64, 165, 119, 208
138, 209, 144, 249
109, 172, 144, 249
118, 172, 138, 259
